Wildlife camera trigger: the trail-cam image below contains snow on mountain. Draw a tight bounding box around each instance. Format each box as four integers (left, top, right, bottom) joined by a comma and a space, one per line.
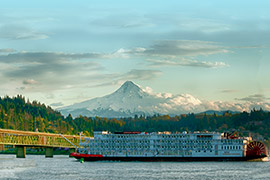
60, 81, 167, 117
60, 81, 203, 117
59, 81, 270, 118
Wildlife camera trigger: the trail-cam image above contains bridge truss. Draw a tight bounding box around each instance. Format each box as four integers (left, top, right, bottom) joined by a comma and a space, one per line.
0, 129, 82, 148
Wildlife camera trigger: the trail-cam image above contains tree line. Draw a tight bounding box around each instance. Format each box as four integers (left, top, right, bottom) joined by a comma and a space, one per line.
1, 95, 270, 146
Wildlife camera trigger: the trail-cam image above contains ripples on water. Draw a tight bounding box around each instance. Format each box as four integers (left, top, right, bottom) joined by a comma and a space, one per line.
0, 155, 270, 180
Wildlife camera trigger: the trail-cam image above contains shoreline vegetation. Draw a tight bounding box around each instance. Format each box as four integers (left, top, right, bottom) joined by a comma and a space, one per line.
1, 95, 270, 150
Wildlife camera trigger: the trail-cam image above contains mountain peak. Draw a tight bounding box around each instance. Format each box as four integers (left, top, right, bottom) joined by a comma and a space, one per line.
121, 81, 137, 88
116, 81, 141, 94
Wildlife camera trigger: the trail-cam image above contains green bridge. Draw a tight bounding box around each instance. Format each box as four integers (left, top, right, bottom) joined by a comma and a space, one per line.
0, 128, 83, 158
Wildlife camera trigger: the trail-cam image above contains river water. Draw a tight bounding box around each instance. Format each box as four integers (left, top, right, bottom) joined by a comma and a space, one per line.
0, 155, 269, 180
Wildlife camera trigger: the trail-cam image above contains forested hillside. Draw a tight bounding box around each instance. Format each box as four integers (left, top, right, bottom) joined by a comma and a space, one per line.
1, 95, 270, 146
0, 95, 72, 134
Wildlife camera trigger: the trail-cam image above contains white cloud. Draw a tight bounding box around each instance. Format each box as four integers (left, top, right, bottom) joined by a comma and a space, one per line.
124, 69, 162, 80
109, 48, 130, 58
113, 40, 230, 68
88, 69, 162, 88
155, 95, 270, 114
91, 13, 154, 29
235, 94, 268, 102
142, 86, 154, 94
147, 59, 228, 68
136, 40, 229, 57
15, 33, 49, 40
0, 51, 106, 94
136, 87, 270, 114
112, 40, 229, 60
0, 24, 49, 40
169, 94, 202, 106
176, 18, 232, 33
23, 79, 38, 85
0, 48, 16, 53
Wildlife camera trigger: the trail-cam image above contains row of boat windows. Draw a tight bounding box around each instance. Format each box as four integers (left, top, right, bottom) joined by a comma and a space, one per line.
154, 145, 213, 149
101, 135, 151, 139
97, 136, 244, 143
154, 140, 212, 143
82, 150, 192, 156
159, 140, 212, 144
84, 144, 213, 150
221, 145, 242, 150
92, 140, 213, 144
160, 135, 190, 139
92, 140, 150, 144
99, 134, 192, 139
221, 139, 243, 143
90, 146, 151, 149
195, 150, 213, 153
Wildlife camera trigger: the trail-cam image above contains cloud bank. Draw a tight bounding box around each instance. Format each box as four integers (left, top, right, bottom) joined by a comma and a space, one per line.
147, 59, 228, 68
0, 38, 229, 94
148, 92, 270, 114
115, 40, 229, 68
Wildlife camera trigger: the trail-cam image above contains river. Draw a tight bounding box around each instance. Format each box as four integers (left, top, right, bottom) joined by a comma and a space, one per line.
0, 155, 269, 180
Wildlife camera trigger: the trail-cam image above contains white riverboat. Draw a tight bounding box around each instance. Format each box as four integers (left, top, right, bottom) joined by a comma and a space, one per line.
70, 131, 267, 161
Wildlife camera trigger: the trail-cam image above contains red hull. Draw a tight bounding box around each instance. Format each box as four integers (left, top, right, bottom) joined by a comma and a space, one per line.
70, 153, 103, 158
70, 153, 267, 162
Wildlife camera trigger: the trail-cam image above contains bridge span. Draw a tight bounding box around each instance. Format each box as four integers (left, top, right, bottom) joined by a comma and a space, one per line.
0, 129, 84, 158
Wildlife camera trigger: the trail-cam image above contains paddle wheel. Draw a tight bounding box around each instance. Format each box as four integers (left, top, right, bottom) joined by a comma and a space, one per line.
246, 141, 267, 157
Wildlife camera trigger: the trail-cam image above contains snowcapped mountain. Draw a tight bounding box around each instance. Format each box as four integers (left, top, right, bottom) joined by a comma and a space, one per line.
60, 81, 203, 117
59, 81, 269, 118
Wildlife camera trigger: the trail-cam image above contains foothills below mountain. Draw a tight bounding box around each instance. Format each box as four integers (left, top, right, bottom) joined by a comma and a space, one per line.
60, 81, 259, 118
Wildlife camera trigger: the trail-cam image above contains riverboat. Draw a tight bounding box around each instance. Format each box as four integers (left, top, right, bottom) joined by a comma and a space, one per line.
70, 131, 267, 161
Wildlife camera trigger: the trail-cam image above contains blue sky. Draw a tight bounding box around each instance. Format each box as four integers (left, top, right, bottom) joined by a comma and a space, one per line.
0, 0, 270, 110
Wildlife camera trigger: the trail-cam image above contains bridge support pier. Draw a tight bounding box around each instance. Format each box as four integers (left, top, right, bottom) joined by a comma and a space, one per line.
0, 144, 4, 151
16, 145, 26, 158
69, 148, 76, 157
45, 147, 53, 158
